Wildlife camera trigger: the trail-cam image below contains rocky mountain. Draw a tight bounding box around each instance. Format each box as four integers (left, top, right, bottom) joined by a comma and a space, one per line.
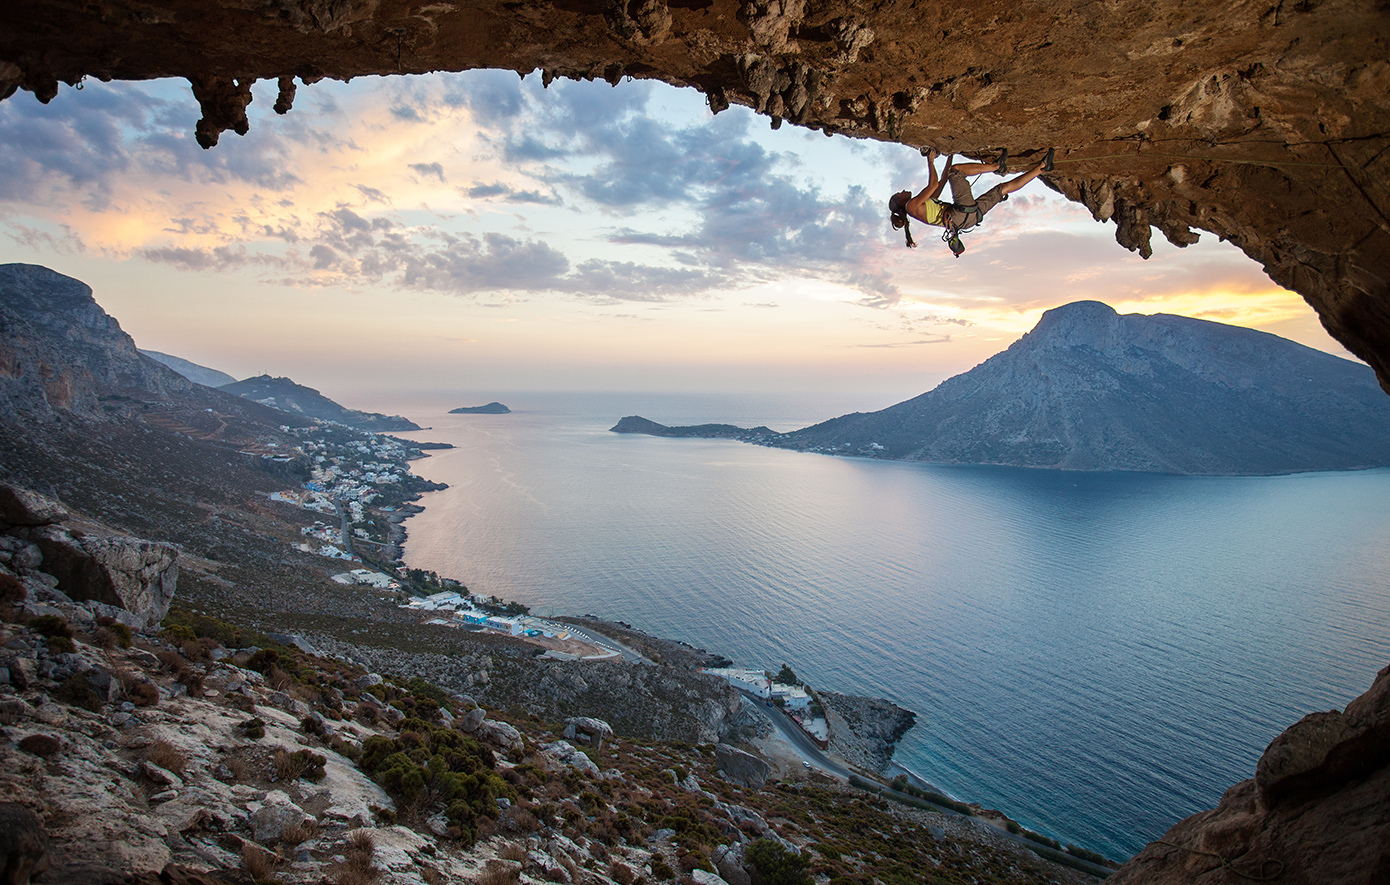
774, 302, 1390, 474
139, 349, 237, 389
0, 264, 195, 422
450, 402, 512, 415
219, 375, 421, 433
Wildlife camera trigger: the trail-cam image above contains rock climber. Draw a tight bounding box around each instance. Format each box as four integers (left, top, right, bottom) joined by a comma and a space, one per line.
888, 147, 1053, 256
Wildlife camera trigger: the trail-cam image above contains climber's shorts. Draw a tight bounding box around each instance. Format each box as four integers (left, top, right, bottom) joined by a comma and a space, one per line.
945, 167, 1007, 230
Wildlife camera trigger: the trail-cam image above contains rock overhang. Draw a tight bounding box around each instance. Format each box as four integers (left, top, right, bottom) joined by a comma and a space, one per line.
3, 0, 1389, 391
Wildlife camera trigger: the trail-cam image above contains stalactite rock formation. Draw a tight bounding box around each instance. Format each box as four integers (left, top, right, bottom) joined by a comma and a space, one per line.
4, 2, 1389, 392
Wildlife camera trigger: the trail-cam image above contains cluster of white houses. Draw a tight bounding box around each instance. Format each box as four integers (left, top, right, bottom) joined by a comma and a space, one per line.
400, 591, 570, 641
704, 667, 830, 749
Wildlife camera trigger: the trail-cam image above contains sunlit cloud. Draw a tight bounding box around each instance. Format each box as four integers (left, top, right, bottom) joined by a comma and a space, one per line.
0, 68, 1351, 398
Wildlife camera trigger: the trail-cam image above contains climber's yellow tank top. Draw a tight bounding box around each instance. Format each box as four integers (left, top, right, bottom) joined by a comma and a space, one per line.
920, 199, 945, 226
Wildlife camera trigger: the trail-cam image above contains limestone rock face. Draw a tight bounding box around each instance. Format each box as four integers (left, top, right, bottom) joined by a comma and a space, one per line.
1108, 664, 1390, 885
818, 690, 917, 773
0, 486, 67, 527
714, 743, 771, 790
29, 525, 178, 629
0, 264, 193, 421
2, 3, 1389, 393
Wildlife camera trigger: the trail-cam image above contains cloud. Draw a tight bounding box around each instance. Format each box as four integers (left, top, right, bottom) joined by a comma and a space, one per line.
409, 162, 445, 181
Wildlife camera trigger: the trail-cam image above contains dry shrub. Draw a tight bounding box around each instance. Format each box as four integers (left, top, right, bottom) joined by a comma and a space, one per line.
479, 861, 521, 885
476, 815, 499, 841
241, 842, 278, 881
225, 755, 251, 783
558, 855, 580, 881
498, 842, 527, 863
420, 866, 445, 885
281, 818, 318, 846
146, 740, 187, 776
267, 668, 295, 692
181, 638, 210, 662
610, 862, 636, 885
273, 749, 308, 782
331, 869, 378, 885
509, 809, 539, 833
127, 681, 160, 707
345, 830, 376, 871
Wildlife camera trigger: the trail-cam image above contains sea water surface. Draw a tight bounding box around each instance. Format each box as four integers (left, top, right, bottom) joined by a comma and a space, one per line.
395, 391, 1390, 862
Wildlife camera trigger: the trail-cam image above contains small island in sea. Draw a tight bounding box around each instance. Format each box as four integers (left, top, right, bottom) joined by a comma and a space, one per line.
450, 401, 511, 414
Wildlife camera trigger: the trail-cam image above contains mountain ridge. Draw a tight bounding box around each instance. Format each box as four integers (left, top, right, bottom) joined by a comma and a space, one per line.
218, 374, 421, 432
139, 349, 237, 389
615, 302, 1390, 475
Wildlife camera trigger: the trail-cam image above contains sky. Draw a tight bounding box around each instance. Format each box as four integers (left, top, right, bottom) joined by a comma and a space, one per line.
0, 69, 1350, 412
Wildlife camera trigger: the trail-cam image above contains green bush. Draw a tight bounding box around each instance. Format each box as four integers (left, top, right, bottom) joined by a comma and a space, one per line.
160, 607, 260, 648
746, 838, 812, 885
1022, 830, 1062, 850
30, 614, 75, 652
649, 856, 675, 881
354, 717, 513, 846
1066, 844, 1108, 865
239, 717, 266, 739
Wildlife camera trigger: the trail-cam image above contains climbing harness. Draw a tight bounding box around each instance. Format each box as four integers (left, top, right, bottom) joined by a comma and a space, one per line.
1149, 839, 1285, 881
941, 202, 980, 257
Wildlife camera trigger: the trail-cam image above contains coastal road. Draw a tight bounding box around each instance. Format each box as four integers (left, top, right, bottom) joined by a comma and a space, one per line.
334, 495, 356, 558
557, 623, 655, 665
736, 688, 853, 780
740, 689, 1117, 878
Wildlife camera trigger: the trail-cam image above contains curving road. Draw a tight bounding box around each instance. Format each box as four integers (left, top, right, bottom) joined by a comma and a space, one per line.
555, 623, 655, 664
735, 688, 852, 780
738, 688, 1115, 879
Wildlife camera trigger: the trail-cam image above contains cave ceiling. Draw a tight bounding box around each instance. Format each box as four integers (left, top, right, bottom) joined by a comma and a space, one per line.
4, 0, 1389, 390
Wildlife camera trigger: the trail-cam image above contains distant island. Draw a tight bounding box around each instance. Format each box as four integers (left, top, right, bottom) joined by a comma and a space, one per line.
613, 301, 1390, 475
450, 402, 511, 414
611, 415, 775, 439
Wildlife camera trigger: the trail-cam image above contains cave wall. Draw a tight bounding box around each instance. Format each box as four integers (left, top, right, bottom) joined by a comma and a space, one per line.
3, 0, 1389, 389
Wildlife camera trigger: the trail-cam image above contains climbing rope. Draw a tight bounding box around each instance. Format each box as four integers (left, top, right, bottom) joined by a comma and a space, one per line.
1149, 839, 1286, 881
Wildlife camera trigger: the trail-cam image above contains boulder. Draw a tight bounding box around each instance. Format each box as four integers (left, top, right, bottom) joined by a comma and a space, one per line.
476, 719, 523, 752
29, 526, 178, 629
691, 870, 730, 885
543, 740, 599, 777
563, 716, 614, 752
0, 803, 50, 884
0, 485, 67, 527
1109, 664, 1390, 885
525, 849, 571, 884
713, 843, 751, 885
250, 791, 309, 844
715, 743, 771, 790
141, 760, 185, 790
457, 707, 486, 733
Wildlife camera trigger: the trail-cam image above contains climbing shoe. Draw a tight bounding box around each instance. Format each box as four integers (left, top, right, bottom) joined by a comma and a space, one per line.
1042, 147, 1055, 173
996, 149, 1008, 175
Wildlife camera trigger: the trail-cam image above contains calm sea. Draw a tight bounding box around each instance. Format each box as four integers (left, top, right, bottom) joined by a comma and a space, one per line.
394, 391, 1390, 861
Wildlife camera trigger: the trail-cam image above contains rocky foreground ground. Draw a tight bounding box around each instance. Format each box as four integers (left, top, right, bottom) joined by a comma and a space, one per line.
0, 481, 1097, 885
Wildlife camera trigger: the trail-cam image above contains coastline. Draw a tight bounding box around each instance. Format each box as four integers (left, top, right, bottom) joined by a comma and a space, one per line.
385, 419, 1119, 867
